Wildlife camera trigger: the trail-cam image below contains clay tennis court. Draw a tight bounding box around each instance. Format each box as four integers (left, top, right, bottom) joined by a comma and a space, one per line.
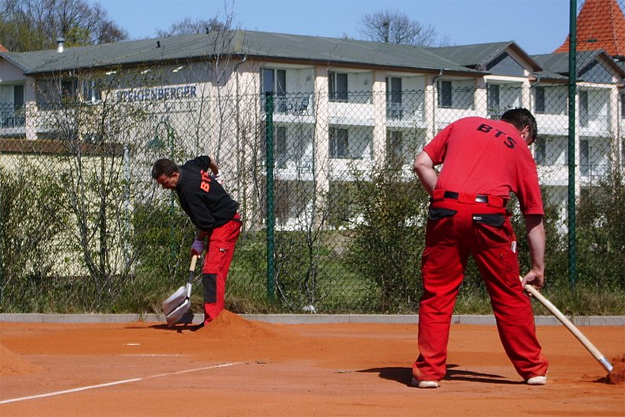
1, 311, 624, 417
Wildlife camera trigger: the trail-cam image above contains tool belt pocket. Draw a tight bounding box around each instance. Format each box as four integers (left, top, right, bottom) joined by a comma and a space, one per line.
428, 207, 457, 221
472, 213, 505, 227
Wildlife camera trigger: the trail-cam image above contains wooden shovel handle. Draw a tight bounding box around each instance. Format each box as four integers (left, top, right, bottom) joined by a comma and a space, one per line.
521, 276, 613, 373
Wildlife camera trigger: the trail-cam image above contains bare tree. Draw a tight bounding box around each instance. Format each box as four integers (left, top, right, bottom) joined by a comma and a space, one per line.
0, 0, 128, 52
156, 17, 226, 37
358, 9, 439, 46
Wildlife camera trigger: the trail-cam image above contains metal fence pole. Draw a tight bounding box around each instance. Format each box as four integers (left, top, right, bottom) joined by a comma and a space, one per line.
265, 92, 276, 299
0, 167, 3, 304
166, 122, 176, 264
567, 0, 578, 289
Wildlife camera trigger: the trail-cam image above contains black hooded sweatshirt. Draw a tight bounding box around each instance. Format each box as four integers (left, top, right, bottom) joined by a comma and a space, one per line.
175, 156, 239, 232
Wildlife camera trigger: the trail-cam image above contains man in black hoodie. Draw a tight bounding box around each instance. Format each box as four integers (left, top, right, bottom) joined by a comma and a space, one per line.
152, 155, 241, 324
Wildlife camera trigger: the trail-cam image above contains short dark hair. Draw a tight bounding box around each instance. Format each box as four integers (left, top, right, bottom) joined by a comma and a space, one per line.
151, 158, 179, 179
500, 108, 537, 142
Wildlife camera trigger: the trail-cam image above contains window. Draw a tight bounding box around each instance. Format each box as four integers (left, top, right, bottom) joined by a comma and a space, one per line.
579, 90, 589, 127
13, 85, 25, 125
13, 85, 24, 108
82, 80, 101, 103
329, 72, 348, 102
488, 84, 500, 113
61, 79, 77, 102
534, 137, 546, 164
276, 126, 287, 168
438, 81, 452, 108
535, 86, 545, 113
621, 93, 625, 118
263, 69, 274, 94
0, 85, 25, 128
330, 127, 349, 158
263, 69, 286, 94
580, 139, 589, 175
386, 77, 403, 118
386, 129, 403, 161
263, 69, 287, 111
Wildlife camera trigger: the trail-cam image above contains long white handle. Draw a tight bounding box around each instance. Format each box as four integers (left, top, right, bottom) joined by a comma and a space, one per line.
523, 280, 613, 373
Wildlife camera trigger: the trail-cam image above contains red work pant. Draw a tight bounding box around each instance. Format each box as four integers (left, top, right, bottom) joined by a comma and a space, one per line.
201, 214, 242, 323
413, 196, 548, 382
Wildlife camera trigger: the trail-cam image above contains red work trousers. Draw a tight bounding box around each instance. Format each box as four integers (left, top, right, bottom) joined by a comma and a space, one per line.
201, 214, 242, 323
413, 193, 548, 382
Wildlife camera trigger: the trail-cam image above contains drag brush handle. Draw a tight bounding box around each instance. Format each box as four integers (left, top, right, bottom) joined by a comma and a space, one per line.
521, 277, 613, 373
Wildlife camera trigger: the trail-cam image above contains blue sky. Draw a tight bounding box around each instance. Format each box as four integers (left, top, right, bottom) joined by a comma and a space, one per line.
87, 0, 572, 55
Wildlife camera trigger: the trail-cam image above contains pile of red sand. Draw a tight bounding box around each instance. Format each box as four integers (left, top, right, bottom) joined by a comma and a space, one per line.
0, 344, 42, 376
607, 355, 625, 385
202, 310, 292, 339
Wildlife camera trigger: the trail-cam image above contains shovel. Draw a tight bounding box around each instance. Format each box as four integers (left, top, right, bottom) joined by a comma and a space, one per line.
162, 255, 198, 327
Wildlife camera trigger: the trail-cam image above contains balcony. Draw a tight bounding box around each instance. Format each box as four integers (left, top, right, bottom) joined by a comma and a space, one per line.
262, 94, 315, 124
535, 113, 568, 136
536, 165, 569, 186
329, 101, 375, 126
0, 105, 26, 136
580, 164, 611, 186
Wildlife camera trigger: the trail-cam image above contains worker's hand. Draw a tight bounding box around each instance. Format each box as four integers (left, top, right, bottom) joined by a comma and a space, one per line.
521, 268, 545, 291
211, 171, 222, 183
190, 239, 205, 256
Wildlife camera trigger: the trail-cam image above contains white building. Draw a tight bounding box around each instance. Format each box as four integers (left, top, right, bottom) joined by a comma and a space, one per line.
1, 30, 624, 228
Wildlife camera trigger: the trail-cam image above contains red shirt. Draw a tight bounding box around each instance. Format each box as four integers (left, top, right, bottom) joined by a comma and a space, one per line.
423, 117, 543, 215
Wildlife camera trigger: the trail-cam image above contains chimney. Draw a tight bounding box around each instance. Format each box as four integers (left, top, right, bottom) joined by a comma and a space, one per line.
56, 37, 65, 53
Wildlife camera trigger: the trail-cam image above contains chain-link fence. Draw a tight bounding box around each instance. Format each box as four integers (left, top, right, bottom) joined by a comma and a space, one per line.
1, 1, 625, 315
2, 83, 624, 315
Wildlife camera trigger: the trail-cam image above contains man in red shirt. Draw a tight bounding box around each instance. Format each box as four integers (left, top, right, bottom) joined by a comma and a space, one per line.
412, 108, 548, 388
152, 155, 241, 325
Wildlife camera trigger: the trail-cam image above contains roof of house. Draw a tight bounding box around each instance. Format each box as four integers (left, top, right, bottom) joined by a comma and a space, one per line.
3, 29, 623, 84
532, 49, 625, 78
0, 43, 7, 53
0, 30, 483, 76
555, 0, 625, 57
427, 41, 542, 72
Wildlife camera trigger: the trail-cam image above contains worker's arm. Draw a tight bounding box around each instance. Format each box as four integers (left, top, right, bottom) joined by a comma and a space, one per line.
522, 214, 546, 290
413, 151, 437, 196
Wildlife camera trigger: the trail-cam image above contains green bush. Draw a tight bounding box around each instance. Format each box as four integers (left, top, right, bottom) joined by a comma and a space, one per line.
0, 162, 69, 312
2, 156, 624, 315
346, 167, 430, 312
577, 170, 625, 291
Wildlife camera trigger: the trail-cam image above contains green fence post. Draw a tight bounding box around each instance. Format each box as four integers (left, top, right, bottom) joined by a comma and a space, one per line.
0, 167, 3, 304
567, 0, 578, 289
265, 92, 276, 299
167, 123, 176, 264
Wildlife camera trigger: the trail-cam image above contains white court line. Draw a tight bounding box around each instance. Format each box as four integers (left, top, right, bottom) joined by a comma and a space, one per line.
120, 354, 186, 357
0, 362, 241, 405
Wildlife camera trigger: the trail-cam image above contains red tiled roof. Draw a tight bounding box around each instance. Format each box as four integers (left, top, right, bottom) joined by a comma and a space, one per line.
555, 0, 625, 56
0, 43, 8, 52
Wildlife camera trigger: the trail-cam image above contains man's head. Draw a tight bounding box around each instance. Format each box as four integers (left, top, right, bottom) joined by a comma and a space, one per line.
501, 108, 538, 145
151, 158, 180, 190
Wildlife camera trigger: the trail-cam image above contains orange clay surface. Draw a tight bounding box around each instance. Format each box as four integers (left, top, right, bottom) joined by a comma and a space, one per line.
1, 311, 624, 417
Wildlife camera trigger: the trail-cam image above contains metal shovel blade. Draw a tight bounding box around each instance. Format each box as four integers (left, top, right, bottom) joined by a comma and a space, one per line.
163, 284, 192, 327
162, 285, 186, 316
161, 255, 198, 327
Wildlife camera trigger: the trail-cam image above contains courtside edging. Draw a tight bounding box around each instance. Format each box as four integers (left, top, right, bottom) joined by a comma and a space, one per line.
0, 313, 623, 326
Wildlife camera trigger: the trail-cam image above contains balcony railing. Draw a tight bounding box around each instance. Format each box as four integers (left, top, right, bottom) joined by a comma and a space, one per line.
0, 104, 26, 128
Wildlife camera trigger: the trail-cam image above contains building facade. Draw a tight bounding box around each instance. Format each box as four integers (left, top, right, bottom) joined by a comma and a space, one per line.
1, 29, 624, 229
